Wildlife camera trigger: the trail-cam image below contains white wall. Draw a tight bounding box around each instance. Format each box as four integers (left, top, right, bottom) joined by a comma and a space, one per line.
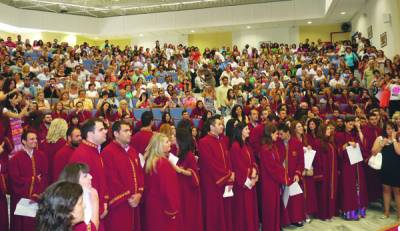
232, 26, 299, 49
351, 0, 400, 58
131, 32, 188, 48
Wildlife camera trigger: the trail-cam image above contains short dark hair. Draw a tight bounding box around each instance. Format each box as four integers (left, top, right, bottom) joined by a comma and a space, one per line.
81, 119, 102, 139
21, 130, 36, 142
66, 127, 80, 137
141, 111, 154, 127
277, 123, 290, 133
112, 120, 130, 134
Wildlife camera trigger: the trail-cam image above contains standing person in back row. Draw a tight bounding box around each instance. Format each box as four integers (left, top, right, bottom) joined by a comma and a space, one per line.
8, 130, 48, 231
199, 115, 235, 231
102, 121, 144, 231
131, 111, 155, 156
69, 119, 109, 230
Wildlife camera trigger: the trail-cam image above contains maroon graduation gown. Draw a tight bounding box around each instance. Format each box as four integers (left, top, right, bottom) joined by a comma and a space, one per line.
39, 138, 67, 183
315, 142, 338, 220
230, 142, 259, 231
102, 141, 144, 231
130, 129, 153, 155
177, 151, 203, 231
73, 221, 97, 231
276, 138, 305, 225
335, 131, 368, 212
8, 149, 48, 231
69, 140, 109, 216
53, 144, 76, 181
248, 123, 265, 158
260, 144, 287, 231
198, 134, 234, 231
143, 157, 183, 231
0, 157, 9, 231
361, 125, 382, 202
302, 134, 319, 216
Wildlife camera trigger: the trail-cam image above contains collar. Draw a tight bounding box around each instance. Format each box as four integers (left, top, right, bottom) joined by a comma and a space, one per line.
23, 147, 34, 158
113, 140, 130, 152
208, 132, 220, 139
83, 140, 101, 153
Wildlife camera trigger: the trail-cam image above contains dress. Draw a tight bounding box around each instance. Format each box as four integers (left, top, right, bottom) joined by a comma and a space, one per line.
380, 143, 400, 187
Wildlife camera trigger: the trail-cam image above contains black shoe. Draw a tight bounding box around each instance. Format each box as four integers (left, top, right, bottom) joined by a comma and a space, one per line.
292, 222, 304, 227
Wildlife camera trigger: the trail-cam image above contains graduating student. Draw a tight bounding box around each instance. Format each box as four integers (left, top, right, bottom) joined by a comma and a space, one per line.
0, 141, 9, 231
102, 121, 144, 231
8, 131, 48, 231
53, 127, 82, 181
361, 113, 382, 202
315, 124, 338, 220
198, 115, 235, 231
260, 124, 287, 231
277, 123, 306, 227
143, 133, 183, 231
175, 128, 203, 231
39, 118, 68, 183
131, 111, 154, 155
335, 116, 368, 220
69, 119, 109, 223
229, 122, 259, 231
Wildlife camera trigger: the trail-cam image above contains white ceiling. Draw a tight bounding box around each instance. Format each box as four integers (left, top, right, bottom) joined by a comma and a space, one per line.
1, 0, 290, 17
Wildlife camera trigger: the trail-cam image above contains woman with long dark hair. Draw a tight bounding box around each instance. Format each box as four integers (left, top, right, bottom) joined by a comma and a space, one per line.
315, 124, 338, 220
175, 128, 203, 231
231, 104, 247, 123
259, 124, 286, 231
190, 100, 206, 119
95, 102, 114, 122
229, 122, 258, 231
36, 181, 96, 231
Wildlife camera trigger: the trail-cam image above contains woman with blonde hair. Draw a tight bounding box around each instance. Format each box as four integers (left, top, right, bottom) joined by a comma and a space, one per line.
36, 90, 51, 111
393, 111, 400, 130
114, 99, 134, 121
142, 133, 183, 231
39, 118, 68, 183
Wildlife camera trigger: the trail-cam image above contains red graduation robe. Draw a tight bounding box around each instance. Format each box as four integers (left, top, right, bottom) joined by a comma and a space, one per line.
335, 131, 368, 212
39, 138, 67, 183
248, 123, 265, 158
314, 142, 338, 220
276, 138, 306, 226
229, 142, 259, 231
8, 149, 48, 231
260, 144, 287, 231
198, 134, 234, 231
0, 157, 9, 231
361, 125, 382, 202
102, 141, 144, 231
73, 221, 97, 231
130, 129, 153, 155
302, 134, 319, 216
69, 140, 109, 216
177, 151, 203, 231
53, 144, 76, 181
143, 157, 183, 231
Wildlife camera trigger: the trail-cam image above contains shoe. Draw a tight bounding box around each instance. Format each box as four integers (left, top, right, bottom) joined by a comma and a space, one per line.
380, 214, 389, 219
344, 211, 351, 220
351, 210, 360, 221
305, 218, 311, 223
292, 222, 304, 228
359, 208, 366, 218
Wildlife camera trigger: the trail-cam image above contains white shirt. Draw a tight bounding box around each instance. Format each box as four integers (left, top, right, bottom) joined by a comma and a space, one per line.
389, 84, 400, 100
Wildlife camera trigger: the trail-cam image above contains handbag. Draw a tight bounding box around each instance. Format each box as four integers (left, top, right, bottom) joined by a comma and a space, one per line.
368, 152, 382, 170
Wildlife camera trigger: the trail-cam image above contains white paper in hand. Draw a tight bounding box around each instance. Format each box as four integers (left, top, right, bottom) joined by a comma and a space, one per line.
138, 153, 145, 168
283, 186, 289, 208
14, 198, 38, 217
303, 147, 316, 170
223, 185, 234, 198
168, 153, 179, 166
244, 178, 253, 190
346, 143, 363, 165
289, 182, 303, 196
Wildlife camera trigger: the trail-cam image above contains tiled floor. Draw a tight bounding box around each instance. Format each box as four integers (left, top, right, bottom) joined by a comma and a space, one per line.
282, 205, 399, 231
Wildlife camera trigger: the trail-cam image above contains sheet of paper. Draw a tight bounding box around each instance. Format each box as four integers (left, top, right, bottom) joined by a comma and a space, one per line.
244, 177, 253, 190
138, 153, 145, 168
282, 186, 289, 208
303, 148, 316, 170
14, 198, 38, 217
289, 181, 303, 196
168, 153, 179, 166
223, 185, 234, 198
346, 143, 363, 165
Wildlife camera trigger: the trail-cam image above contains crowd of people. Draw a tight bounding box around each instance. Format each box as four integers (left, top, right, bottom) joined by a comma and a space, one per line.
0, 32, 399, 231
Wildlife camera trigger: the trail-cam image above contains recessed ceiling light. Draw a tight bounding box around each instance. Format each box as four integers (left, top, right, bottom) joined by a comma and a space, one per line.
340, 11, 346, 15
139, 33, 144, 37
191, 30, 195, 33
246, 25, 251, 29
307, 21, 312, 24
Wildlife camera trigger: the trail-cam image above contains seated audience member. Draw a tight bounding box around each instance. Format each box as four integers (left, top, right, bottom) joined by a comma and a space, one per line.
152, 89, 170, 108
